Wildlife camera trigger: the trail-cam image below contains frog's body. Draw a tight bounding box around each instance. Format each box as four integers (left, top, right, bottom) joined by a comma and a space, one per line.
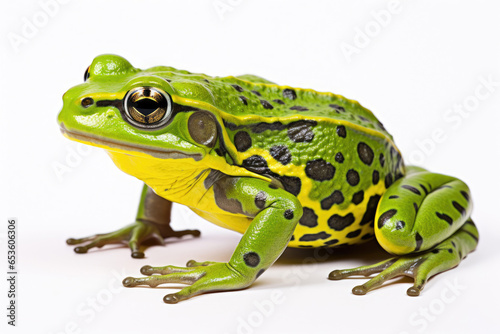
59, 55, 478, 303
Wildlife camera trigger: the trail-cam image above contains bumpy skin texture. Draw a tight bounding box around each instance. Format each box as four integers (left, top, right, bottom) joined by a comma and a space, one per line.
58, 55, 478, 302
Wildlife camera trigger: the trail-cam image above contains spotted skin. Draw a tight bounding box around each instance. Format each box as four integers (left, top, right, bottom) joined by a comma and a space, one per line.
59, 55, 478, 302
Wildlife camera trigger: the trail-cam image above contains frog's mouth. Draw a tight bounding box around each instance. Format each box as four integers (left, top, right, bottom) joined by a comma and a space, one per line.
59, 123, 202, 161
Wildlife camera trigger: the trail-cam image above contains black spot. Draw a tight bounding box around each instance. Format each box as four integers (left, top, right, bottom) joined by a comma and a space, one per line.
432, 249, 440, 254
413, 202, 419, 215
287, 120, 316, 142
414, 233, 423, 252
324, 239, 339, 246
243, 252, 260, 267
379, 153, 385, 167
335, 152, 344, 163
260, 100, 274, 109
452, 201, 466, 216
377, 121, 386, 131
372, 170, 380, 185
328, 104, 345, 113
290, 235, 295, 241
352, 191, 364, 205
451, 241, 456, 248
346, 229, 361, 238
306, 159, 335, 181
357, 142, 374, 166
460, 191, 470, 202
436, 212, 453, 225
336, 125, 347, 138
251, 90, 262, 96
388, 195, 399, 199
395, 221, 405, 230
290, 106, 308, 111
378, 209, 397, 229
360, 195, 381, 226
448, 248, 453, 254
231, 84, 244, 92
284, 209, 294, 220
224, 121, 238, 131
278, 176, 302, 196
252, 122, 286, 133
328, 213, 355, 231
385, 173, 393, 188
254, 191, 267, 209
299, 232, 331, 242
463, 229, 479, 243
419, 183, 429, 195
346, 169, 360, 186
270, 145, 292, 165
256, 269, 266, 278
273, 99, 285, 105
299, 208, 318, 227
283, 88, 297, 100
321, 190, 344, 210
435, 185, 452, 191
242, 155, 269, 174
203, 79, 210, 83
358, 116, 369, 122
239, 96, 248, 105
402, 185, 422, 196
361, 233, 373, 240
234, 131, 252, 152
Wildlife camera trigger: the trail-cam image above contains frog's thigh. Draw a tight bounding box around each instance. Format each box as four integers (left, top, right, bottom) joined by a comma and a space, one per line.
329, 168, 479, 296
213, 176, 302, 277
375, 167, 473, 255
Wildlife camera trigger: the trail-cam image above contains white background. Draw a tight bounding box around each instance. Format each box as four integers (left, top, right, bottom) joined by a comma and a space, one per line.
1, 1, 500, 333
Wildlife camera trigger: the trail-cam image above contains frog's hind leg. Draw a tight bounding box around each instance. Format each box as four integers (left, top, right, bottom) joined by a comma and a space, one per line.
329, 167, 479, 296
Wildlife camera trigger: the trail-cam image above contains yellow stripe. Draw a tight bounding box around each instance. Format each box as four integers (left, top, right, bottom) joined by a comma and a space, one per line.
171, 95, 401, 157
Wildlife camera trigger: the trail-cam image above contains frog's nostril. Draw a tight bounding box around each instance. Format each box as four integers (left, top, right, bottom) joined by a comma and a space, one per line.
81, 97, 94, 108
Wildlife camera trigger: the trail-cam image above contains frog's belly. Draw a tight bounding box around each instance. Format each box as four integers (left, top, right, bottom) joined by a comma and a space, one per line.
289, 183, 385, 248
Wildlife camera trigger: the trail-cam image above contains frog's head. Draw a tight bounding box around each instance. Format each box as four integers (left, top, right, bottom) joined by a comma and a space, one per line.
58, 54, 220, 164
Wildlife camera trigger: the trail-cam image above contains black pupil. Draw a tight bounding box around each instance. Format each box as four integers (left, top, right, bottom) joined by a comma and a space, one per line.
132, 98, 160, 115
84, 66, 90, 82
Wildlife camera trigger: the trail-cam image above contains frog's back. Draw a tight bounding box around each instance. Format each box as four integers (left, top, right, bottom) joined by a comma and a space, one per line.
211, 76, 404, 248
151, 67, 405, 247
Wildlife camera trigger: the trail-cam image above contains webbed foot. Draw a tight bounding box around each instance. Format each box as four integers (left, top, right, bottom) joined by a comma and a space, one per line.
67, 220, 200, 258
123, 259, 252, 303
329, 230, 474, 296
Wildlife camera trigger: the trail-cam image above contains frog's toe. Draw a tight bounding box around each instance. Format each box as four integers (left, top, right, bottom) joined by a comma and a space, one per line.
185, 260, 217, 267
163, 294, 180, 304
138, 264, 197, 276
352, 285, 368, 295
131, 251, 145, 259
407, 286, 421, 296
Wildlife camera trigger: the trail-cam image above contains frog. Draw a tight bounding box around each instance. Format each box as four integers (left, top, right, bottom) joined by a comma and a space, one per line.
58, 54, 479, 303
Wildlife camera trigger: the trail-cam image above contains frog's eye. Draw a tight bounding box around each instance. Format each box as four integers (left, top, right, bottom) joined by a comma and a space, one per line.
84, 66, 90, 82
123, 87, 172, 128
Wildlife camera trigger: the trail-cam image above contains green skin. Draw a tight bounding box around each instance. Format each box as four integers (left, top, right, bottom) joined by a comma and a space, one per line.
59, 55, 479, 303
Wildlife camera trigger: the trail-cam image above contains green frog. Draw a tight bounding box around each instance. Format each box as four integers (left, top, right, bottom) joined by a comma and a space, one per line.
58, 55, 478, 303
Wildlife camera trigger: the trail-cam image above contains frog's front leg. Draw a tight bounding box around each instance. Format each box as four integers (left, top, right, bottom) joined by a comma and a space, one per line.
330, 167, 479, 296
122, 175, 302, 303
67, 184, 200, 258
